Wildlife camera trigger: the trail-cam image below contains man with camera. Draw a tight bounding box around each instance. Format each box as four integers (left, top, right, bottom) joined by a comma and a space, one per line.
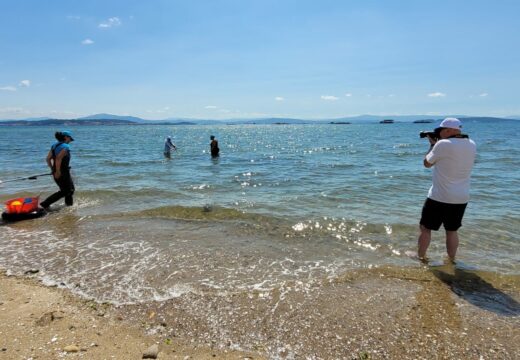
418, 117, 477, 262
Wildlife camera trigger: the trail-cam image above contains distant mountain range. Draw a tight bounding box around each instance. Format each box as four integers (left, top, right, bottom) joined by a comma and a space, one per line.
0, 113, 518, 126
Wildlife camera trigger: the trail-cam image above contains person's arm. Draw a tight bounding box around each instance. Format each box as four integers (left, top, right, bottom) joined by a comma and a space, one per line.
53, 149, 67, 179
423, 136, 436, 168
45, 150, 53, 169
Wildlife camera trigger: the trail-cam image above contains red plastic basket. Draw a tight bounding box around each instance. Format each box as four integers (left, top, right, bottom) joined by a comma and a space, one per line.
5, 197, 40, 214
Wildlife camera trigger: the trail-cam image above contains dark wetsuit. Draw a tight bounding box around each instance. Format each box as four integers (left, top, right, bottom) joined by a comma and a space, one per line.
210, 139, 220, 157
40, 142, 75, 208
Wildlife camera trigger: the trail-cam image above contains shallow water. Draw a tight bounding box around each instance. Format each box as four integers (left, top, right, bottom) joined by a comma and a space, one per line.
1, 121, 519, 304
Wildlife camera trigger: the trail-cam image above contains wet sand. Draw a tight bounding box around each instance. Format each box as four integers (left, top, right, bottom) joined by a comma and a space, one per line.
1, 265, 519, 359
0, 271, 259, 360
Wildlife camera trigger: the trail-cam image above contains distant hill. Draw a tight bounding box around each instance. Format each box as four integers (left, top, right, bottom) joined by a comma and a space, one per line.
325, 115, 468, 123
227, 118, 311, 125
0, 119, 137, 126
78, 113, 145, 122
0, 114, 518, 126
21, 117, 52, 121
453, 116, 520, 123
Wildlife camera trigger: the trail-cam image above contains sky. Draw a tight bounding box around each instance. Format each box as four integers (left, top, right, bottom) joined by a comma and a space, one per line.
1, 0, 519, 120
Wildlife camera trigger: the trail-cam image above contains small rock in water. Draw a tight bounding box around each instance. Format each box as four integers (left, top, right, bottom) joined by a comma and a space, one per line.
63, 345, 80, 353
142, 344, 159, 359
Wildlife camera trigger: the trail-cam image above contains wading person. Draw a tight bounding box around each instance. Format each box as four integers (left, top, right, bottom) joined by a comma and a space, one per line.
418, 118, 477, 261
40, 131, 75, 209
210, 135, 219, 157
164, 136, 177, 158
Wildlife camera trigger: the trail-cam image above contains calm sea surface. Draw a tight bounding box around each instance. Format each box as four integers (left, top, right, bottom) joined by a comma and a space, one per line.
0, 120, 519, 303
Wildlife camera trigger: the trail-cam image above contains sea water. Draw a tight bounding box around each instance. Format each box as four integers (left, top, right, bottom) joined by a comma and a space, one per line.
0, 120, 519, 304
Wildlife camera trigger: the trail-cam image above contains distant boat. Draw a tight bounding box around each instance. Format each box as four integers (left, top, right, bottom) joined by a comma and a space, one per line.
329, 121, 351, 124
379, 119, 394, 124
413, 119, 434, 123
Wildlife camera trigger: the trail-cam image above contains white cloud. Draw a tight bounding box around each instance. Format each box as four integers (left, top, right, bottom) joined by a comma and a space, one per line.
50, 110, 79, 118
99, 17, 122, 28
19, 80, 30, 87
0, 106, 29, 114
275, 97, 284, 101
321, 95, 339, 101
66, 15, 81, 20
344, 93, 352, 97
0, 86, 17, 92
479, 93, 488, 97
82, 39, 94, 45
146, 107, 171, 114
205, 105, 218, 109
428, 92, 446, 97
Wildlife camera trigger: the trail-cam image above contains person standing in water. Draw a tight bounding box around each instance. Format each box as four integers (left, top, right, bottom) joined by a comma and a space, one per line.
40, 130, 75, 209
210, 135, 219, 157
418, 118, 477, 262
164, 136, 177, 158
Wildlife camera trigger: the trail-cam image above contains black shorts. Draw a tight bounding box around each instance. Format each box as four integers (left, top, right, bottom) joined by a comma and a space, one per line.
420, 198, 467, 231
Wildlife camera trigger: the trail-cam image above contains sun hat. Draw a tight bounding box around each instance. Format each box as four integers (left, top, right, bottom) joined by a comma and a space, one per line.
61, 130, 74, 141
438, 117, 462, 130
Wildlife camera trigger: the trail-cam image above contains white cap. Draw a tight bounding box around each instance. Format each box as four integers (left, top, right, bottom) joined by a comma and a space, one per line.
439, 117, 462, 129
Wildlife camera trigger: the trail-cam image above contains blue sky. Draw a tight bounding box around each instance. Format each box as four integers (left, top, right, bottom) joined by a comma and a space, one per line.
1, 0, 519, 120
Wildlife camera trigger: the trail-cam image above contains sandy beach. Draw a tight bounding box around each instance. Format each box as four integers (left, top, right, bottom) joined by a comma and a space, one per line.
1, 265, 519, 359
0, 270, 260, 360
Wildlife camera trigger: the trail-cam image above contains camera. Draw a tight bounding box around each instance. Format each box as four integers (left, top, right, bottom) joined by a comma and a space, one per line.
419, 129, 441, 140
419, 129, 469, 140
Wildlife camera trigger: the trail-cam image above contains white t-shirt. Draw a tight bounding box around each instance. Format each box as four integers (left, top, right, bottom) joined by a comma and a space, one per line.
426, 137, 477, 204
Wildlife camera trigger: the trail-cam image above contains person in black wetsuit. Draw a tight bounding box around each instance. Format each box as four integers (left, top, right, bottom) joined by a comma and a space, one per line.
40, 131, 75, 209
210, 135, 219, 157
163, 136, 177, 158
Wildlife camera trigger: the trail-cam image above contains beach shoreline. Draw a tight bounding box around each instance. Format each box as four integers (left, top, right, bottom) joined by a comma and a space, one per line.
1, 265, 519, 359
0, 270, 261, 360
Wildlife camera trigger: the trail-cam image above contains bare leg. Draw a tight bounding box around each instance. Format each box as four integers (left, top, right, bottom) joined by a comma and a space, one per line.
445, 230, 459, 260
418, 225, 431, 260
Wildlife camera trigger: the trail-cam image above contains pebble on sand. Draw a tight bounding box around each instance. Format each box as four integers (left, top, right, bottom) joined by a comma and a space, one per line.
63, 345, 80, 353
142, 344, 159, 359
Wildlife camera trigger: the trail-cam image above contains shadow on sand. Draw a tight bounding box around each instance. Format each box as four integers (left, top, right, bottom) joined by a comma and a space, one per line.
430, 265, 520, 316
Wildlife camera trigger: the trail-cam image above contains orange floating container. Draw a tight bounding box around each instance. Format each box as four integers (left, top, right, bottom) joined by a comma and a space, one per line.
5, 197, 39, 214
